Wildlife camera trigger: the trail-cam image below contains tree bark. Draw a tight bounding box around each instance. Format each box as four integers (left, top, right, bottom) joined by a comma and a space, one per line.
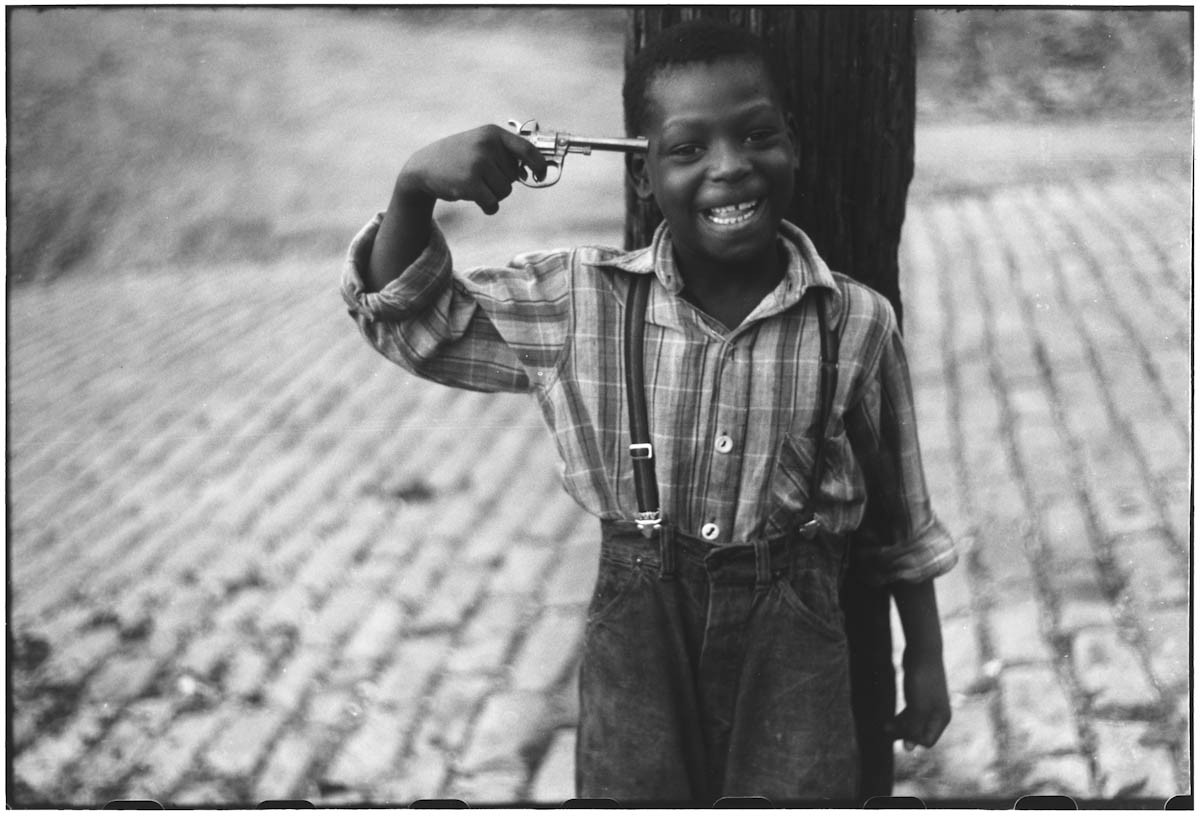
625, 7, 917, 800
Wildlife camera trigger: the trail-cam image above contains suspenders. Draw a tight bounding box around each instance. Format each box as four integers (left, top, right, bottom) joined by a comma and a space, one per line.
801, 283, 842, 540
624, 274, 663, 538
623, 273, 840, 541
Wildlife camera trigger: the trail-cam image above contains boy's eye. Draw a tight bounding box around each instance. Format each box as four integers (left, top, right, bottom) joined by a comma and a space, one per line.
667, 143, 703, 159
746, 128, 779, 144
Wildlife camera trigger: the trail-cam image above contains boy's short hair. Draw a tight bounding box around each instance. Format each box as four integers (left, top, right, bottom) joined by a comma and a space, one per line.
623, 18, 784, 137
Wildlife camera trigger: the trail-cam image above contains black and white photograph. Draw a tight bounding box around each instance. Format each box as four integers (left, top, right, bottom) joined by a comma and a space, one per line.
7, 4, 1193, 807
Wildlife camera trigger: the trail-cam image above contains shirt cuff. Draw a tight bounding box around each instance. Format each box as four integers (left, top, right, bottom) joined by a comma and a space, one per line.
853, 516, 959, 586
340, 214, 453, 321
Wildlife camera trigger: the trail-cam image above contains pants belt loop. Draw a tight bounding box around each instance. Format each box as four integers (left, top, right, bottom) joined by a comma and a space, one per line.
658, 525, 676, 581
752, 535, 771, 592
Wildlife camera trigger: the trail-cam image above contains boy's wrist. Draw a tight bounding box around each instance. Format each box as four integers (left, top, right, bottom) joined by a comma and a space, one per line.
899, 615, 943, 661
902, 640, 944, 664
892, 578, 944, 659
392, 170, 437, 211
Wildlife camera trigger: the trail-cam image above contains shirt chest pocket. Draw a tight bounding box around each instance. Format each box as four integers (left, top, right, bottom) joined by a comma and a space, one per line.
765, 429, 866, 537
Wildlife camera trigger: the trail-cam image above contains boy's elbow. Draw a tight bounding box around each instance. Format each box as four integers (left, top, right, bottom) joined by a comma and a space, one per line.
853, 544, 957, 588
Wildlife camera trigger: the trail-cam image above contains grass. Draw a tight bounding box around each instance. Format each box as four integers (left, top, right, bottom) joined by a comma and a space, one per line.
6, 7, 1192, 285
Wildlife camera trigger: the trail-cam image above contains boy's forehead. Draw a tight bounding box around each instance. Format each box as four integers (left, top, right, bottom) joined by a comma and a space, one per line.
643, 57, 782, 124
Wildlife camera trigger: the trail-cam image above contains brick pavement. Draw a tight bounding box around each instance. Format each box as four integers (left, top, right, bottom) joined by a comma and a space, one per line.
7, 171, 1191, 806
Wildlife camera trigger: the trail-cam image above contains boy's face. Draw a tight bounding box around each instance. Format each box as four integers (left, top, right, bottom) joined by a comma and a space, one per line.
631, 57, 798, 272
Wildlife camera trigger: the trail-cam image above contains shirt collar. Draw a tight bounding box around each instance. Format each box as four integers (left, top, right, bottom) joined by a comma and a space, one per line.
598, 219, 842, 323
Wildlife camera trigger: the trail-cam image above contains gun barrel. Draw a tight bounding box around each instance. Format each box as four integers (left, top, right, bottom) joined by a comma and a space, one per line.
573, 135, 648, 153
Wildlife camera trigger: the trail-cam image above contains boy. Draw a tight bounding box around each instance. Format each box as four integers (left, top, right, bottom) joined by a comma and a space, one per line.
342, 19, 956, 805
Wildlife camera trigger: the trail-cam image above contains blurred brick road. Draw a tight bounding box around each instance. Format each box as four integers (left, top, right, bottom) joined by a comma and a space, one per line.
8, 173, 1191, 806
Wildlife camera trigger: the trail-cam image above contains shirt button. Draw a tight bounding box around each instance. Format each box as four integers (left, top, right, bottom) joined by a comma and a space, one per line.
714, 434, 733, 454
700, 523, 720, 541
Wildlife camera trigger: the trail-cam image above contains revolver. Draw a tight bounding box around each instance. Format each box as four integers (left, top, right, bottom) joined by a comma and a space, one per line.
507, 119, 647, 188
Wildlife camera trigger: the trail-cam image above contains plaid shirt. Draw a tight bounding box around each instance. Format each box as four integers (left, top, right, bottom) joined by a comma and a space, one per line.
342, 215, 957, 585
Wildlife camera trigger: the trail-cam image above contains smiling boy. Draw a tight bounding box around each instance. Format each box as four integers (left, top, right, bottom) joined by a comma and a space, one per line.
342, 19, 956, 805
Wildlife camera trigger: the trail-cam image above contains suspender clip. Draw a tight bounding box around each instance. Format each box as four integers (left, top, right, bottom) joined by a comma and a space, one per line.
798, 516, 822, 540
634, 509, 662, 537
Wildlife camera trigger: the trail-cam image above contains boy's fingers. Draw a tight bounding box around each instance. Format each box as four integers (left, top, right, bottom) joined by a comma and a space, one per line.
498, 128, 549, 177
481, 161, 514, 198
472, 182, 500, 215
887, 709, 913, 735
887, 709, 931, 745
491, 145, 524, 183
916, 703, 951, 745
467, 162, 513, 215
922, 712, 951, 747
891, 709, 949, 749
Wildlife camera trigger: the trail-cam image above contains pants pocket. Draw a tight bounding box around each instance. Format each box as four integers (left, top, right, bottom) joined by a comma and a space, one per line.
586, 555, 648, 630
774, 566, 846, 643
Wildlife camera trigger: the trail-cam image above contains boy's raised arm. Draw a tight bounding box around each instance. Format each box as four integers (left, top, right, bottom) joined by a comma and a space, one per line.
365, 125, 549, 292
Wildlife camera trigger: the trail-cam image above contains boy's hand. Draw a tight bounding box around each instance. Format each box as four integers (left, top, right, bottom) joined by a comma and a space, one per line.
886, 647, 951, 750
397, 125, 549, 215
367, 125, 549, 291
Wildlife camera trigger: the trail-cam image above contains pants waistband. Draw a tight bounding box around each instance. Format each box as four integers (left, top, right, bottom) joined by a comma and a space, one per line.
599, 520, 846, 587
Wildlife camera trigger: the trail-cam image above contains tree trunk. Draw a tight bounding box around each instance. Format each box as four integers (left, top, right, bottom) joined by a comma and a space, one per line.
625, 8, 917, 800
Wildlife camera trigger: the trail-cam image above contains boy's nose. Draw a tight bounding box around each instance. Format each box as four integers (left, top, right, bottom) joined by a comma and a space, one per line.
708, 141, 752, 181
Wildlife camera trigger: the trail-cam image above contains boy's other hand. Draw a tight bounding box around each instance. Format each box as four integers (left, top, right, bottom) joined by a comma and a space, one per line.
885, 647, 951, 750
397, 125, 549, 215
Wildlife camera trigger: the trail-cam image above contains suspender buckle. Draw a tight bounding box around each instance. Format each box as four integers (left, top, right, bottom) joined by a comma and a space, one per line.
629, 442, 654, 460
634, 509, 662, 537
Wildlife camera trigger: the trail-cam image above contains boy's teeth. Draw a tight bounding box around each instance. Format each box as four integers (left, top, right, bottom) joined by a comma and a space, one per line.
709, 201, 756, 215
704, 200, 760, 224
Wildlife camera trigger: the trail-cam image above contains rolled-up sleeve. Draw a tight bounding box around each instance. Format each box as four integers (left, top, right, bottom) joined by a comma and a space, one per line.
846, 320, 959, 586
342, 213, 454, 322
340, 215, 572, 394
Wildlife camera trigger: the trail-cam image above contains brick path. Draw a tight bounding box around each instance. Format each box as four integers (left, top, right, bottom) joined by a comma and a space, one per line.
8, 172, 1191, 806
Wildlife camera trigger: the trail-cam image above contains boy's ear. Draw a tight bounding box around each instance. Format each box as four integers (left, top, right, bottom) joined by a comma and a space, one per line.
785, 113, 800, 171
626, 152, 655, 201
